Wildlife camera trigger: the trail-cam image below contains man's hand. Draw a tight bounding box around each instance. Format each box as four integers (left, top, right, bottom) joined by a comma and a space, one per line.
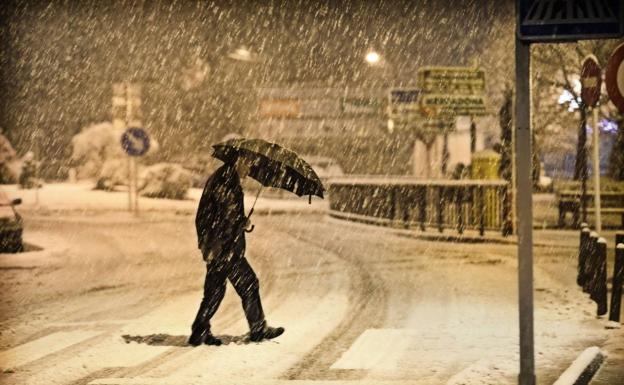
244, 217, 255, 233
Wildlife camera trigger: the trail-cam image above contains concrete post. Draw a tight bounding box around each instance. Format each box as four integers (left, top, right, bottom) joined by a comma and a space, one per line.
577, 226, 590, 287
592, 238, 608, 316
584, 231, 599, 294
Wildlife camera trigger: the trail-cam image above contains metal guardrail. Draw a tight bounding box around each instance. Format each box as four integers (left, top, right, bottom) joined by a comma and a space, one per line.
327, 176, 512, 237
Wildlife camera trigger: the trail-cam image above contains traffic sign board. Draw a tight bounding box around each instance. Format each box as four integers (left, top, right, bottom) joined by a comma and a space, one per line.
606, 42, 624, 113
390, 115, 455, 135
419, 94, 487, 117
417, 67, 485, 95
580, 55, 602, 108
388, 89, 420, 111
121, 127, 150, 157
518, 0, 624, 42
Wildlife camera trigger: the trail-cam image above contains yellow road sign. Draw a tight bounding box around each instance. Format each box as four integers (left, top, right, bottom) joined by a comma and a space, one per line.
417, 66, 486, 94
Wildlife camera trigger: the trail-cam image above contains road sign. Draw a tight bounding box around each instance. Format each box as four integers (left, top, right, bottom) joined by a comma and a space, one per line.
392, 115, 454, 130
419, 94, 487, 117
518, 0, 624, 42
581, 55, 602, 107
606, 42, 624, 113
341, 97, 381, 115
417, 67, 485, 95
112, 83, 143, 129
121, 127, 150, 157
388, 89, 420, 112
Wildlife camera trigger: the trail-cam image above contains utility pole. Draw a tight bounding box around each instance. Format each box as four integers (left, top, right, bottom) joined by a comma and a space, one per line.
515, 35, 536, 385
592, 107, 602, 231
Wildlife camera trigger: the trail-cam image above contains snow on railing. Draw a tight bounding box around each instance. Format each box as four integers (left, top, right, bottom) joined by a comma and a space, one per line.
327, 176, 512, 237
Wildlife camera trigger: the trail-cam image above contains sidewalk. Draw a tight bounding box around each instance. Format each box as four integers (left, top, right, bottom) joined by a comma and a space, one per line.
589, 324, 624, 384
0, 182, 327, 215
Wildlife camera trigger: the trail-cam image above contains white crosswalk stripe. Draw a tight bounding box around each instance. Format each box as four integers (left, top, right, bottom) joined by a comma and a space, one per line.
0, 330, 102, 369
330, 328, 412, 370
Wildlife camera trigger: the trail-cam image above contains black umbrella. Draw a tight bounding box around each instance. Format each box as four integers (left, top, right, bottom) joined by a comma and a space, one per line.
212, 138, 325, 225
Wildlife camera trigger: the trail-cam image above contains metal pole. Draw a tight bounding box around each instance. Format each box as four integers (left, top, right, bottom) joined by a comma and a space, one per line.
34, 131, 40, 208
592, 108, 601, 232
515, 35, 536, 385
442, 132, 449, 176
470, 117, 476, 153
580, 106, 588, 226
133, 157, 139, 215
127, 156, 132, 211
125, 82, 133, 212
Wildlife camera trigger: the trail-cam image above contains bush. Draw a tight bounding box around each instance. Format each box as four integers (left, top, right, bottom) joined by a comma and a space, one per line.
71, 122, 125, 180
96, 158, 128, 190
138, 163, 192, 200
71, 122, 159, 189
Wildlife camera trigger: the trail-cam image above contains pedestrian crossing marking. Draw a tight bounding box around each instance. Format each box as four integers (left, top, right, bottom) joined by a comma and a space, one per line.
89, 378, 404, 385
330, 328, 412, 370
71, 336, 171, 367
0, 330, 101, 369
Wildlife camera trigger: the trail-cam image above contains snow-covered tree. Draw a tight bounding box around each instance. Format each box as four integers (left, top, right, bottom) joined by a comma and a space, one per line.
532, 40, 622, 180
0, 132, 20, 184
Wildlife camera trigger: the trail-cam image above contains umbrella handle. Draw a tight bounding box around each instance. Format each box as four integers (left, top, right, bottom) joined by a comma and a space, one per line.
247, 187, 262, 220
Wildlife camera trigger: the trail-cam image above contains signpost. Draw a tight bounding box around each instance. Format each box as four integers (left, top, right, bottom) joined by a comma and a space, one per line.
516, 1, 623, 384
581, 56, 603, 232
113, 83, 147, 215
417, 66, 488, 172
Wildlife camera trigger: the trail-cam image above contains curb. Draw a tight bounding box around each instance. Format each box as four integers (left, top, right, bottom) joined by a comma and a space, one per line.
553, 347, 604, 385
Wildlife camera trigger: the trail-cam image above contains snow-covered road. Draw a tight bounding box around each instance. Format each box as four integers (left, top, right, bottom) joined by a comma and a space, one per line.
0, 212, 616, 384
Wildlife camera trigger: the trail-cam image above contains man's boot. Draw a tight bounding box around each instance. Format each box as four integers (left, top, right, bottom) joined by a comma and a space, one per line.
249, 322, 285, 342
188, 328, 222, 346
203, 333, 222, 346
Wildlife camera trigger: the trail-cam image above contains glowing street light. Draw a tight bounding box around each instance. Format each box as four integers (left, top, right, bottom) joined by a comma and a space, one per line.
227, 46, 260, 62
365, 50, 381, 65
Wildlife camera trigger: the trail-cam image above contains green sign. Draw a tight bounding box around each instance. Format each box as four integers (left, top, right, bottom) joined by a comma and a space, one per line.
420, 94, 487, 117
340, 97, 381, 115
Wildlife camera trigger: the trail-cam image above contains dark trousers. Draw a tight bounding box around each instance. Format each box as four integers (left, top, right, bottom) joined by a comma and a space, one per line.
191, 242, 265, 335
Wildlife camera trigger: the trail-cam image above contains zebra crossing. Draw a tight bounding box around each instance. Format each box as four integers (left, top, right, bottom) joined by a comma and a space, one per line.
0, 279, 349, 385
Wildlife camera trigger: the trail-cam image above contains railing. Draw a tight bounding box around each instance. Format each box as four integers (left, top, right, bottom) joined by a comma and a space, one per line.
328, 176, 512, 237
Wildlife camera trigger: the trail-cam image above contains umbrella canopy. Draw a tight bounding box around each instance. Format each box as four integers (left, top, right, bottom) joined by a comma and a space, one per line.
212, 138, 325, 199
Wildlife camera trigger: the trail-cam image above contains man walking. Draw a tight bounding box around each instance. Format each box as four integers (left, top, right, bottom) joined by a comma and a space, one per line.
189, 156, 284, 346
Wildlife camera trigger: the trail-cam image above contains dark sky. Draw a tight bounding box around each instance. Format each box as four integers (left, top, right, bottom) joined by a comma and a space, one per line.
0, 0, 514, 173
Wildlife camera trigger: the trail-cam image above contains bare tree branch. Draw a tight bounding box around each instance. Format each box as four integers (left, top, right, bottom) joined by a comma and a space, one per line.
555, 47, 580, 102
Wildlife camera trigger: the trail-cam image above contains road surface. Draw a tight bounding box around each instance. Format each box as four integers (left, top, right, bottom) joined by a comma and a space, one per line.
0, 211, 613, 384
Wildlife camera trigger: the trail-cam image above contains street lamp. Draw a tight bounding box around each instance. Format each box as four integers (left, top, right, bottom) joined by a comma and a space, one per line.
227, 46, 261, 63
365, 50, 381, 65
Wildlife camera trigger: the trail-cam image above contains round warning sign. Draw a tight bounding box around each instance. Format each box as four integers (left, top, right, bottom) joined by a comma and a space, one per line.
606, 42, 624, 113
121, 127, 150, 157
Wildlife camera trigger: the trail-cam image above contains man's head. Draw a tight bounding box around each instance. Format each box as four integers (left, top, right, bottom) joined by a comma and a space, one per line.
234, 156, 252, 179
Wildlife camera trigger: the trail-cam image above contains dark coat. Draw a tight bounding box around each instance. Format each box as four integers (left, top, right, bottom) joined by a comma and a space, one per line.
195, 164, 246, 254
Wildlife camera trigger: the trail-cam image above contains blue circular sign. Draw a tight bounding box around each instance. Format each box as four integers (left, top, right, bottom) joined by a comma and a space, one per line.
121, 127, 150, 157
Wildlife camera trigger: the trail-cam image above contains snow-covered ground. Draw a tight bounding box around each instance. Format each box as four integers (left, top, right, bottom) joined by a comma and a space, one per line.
0, 182, 327, 214
0, 182, 622, 385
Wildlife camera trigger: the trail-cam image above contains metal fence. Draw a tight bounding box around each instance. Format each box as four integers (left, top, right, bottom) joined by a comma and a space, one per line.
328, 176, 512, 236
